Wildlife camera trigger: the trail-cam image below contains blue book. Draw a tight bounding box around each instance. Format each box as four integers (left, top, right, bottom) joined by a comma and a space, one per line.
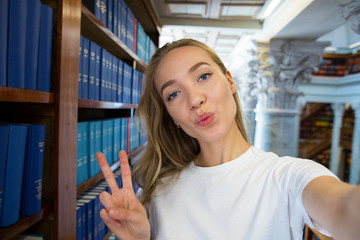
0, 124, 28, 227
102, 120, 109, 161
107, 119, 114, 164
112, 56, 118, 102
78, 36, 84, 99
82, 37, 90, 99
126, 5, 135, 52
77, 122, 83, 185
105, 52, 111, 102
131, 69, 138, 104
0, 0, 9, 86
94, 121, 102, 175
124, 63, 132, 103
21, 124, 46, 216
0, 126, 10, 226
24, 0, 42, 90
94, 43, 101, 101
107, 0, 113, 32
120, 0, 127, 44
117, 59, 124, 102
101, 0, 108, 27
77, 198, 94, 240
89, 41, 96, 100
37, 3, 54, 92
89, 121, 96, 178
121, 118, 127, 152
113, 0, 118, 38
76, 205, 83, 240
113, 118, 120, 163
7, 0, 27, 89
82, 0, 102, 20
82, 122, 89, 181
100, 49, 107, 101
76, 202, 86, 240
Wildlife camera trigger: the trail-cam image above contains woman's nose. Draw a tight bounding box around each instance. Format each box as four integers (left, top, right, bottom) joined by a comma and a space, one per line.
188, 88, 205, 109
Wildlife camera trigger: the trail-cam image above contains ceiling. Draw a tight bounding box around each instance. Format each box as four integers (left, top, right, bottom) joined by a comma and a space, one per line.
148, 0, 357, 71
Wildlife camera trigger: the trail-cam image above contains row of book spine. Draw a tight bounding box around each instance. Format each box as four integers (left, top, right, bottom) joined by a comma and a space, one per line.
79, 36, 143, 103
77, 116, 145, 185
0, 124, 46, 227
82, 0, 157, 64
76, 166, 139, 240
0, 0, 53, 91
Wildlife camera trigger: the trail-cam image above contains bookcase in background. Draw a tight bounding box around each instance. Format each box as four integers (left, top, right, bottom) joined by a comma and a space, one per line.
0, 0, 159, 239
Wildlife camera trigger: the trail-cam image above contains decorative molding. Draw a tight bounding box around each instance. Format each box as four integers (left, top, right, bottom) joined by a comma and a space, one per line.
249, 40, 328, 110
336, 0, 360, 34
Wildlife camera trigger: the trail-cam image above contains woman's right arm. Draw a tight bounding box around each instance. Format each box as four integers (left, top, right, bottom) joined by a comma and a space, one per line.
96, 150, 151, 240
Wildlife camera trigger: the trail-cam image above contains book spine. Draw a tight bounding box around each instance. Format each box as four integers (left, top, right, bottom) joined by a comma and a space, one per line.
83, 122, 89, 182
94, 121, 102, 175
113, 118, 120, 162
77, 122, 83, 185
0, 0, 9, 86
100, 48, 107, 101
94, 43, 101, 101
0, 125, 28, 227
126, 6, 134, 51
106, 53, 111, 102
21, 124, 46, 216
7, 0, 27, 89
89, 41, 96, 100
113, 0, 118, 38
37, 3, 54, 92
102, 120, 108, 161
133, 17, 137, 54
117, 59, 124, 103
112, 56, 118, 102
79, 35, 84, 99
107, 119, 114, 164
82, 37, 90, 99
101, 0, 107, 26
24, 0, 42, 90
107, 0, 113, 32
0, 126, 10, 224
89, 121, 96, 178
120, 0, 127, 44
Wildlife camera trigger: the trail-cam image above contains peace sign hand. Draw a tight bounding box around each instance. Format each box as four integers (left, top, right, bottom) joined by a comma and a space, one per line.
96, 150, 150, 240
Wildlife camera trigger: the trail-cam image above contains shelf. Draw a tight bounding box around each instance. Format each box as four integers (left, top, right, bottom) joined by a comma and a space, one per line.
0, 86, 54, 104
77, 143, 147, 196
78, 99, 137, 109
80, 4, 146, 72
0, 203, 52, 240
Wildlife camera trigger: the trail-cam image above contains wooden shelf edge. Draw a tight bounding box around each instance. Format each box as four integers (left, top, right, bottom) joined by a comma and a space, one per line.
78, 99, 137, 109
81, 4, 147, 72
77, 143, 147, 196
0, 86, 54, 104
0, 203, 52, 240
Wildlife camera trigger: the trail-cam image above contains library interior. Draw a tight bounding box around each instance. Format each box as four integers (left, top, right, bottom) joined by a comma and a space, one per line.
0, 0, 360, 239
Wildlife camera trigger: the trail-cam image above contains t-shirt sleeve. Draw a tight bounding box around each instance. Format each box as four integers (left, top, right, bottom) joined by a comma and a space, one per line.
285, 157, 339, 236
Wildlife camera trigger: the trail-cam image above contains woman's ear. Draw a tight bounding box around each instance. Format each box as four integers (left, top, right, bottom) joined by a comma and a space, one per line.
226, 70, 237, 93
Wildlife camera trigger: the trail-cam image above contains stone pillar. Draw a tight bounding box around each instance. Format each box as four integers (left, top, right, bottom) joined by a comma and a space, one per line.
330, 103, 345, 176
251, 40, 329, 157
336, 0, 360, 34
350, 102, 360, 185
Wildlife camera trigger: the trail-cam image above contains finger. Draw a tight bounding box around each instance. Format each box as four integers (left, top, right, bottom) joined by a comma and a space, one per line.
96, 152, 119, 193
119, 150, 134, 190
99, 191, 116, 210
100, 208, 121, 227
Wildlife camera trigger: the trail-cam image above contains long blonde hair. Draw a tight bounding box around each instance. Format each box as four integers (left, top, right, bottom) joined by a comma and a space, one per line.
134, 38, 248, 211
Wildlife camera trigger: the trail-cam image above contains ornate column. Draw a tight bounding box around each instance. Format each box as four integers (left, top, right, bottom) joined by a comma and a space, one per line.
350, 102, 360, 185
336, 0, 360, 34
251, 40, 329, 157
330, 103, 345, 176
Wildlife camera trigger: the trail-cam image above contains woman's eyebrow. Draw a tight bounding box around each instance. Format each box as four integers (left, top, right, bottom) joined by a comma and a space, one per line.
160, 79, 176, 97
188, 62, 210, 73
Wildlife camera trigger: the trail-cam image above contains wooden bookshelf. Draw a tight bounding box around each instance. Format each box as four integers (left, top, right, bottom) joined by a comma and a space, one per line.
0, 86, 54, 103
0, 203, 52, 240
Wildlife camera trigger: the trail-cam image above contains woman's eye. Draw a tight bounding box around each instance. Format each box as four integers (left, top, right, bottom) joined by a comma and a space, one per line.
199, 72, 212, 81
168, 91, 179, 101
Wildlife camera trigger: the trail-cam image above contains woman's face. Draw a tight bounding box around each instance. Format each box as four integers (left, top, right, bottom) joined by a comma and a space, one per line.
154, 46, 238, 144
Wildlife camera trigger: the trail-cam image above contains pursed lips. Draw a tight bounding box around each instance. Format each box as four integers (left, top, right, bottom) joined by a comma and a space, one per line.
196, 112, 214, 126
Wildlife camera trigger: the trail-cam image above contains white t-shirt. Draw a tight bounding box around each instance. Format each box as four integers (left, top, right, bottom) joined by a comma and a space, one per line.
148, 146, 338, 240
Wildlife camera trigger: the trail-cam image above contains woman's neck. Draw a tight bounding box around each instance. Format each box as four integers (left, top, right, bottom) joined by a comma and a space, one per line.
194, 124, 251, 167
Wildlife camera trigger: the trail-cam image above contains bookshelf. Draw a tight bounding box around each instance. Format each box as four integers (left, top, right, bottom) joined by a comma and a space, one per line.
0, 0, 159, 239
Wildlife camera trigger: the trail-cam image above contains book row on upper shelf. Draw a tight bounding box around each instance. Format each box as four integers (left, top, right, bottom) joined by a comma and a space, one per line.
77, 166, 139, 240
77, 115, 145, 185
313, 51, 360, 77
0, 0, 53, 91
79, 35, 144, 104
0, 124, 46, 228
83, 0, 157, 65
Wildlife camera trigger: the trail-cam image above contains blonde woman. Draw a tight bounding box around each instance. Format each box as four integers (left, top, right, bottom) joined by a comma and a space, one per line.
96, 39, 360, 240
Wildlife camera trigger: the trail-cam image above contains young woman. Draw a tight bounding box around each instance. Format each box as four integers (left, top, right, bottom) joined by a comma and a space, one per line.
96, 39, 360, 240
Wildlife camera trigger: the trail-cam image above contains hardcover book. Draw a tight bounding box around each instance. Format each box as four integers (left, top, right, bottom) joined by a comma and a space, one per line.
0, 0, 9, 86
20, 124, 46, 216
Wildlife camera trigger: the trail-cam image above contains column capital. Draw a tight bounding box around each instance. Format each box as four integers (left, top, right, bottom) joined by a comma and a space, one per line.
336, 0, 360, 34
250, 40, 329, 111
